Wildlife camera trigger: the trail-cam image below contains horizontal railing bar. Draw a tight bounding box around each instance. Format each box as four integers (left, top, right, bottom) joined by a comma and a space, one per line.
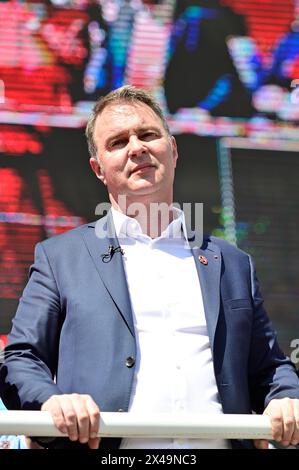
0, 412, 272, 439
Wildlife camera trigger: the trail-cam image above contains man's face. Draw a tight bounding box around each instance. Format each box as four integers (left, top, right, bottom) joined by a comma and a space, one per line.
89, 102, 178, 206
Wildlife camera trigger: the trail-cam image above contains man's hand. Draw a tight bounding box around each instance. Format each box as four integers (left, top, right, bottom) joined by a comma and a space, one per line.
41, 394, 101, 449
254, 398, 299, 449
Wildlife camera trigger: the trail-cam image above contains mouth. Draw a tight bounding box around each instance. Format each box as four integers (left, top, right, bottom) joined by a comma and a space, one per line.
130, 164, 155, 175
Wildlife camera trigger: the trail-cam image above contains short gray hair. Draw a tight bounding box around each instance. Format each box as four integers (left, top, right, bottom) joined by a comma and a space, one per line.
85, 85, 170, 158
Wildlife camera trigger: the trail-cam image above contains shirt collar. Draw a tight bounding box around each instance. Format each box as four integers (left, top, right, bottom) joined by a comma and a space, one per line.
111, 206, 189, 242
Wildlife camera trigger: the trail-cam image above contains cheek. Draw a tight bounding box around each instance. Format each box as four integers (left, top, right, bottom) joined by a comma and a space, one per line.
104, 160, 127, 185
151, 143, 172, 161
102, 152, 126, 172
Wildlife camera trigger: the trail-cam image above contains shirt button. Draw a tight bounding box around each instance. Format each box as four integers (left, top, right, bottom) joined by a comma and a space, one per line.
126, 356, 135, 368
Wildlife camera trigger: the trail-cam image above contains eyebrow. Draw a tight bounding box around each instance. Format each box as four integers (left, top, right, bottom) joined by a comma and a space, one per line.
105, 126, 162, 145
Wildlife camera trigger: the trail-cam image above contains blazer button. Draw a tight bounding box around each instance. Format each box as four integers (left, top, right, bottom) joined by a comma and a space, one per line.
126, 356, 135, 368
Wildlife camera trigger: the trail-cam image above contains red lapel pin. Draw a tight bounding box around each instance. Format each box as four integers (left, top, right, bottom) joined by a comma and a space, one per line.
199, 255, 208, 265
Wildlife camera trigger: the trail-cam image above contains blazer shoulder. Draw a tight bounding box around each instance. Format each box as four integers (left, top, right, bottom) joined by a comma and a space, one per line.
38, 221, 96, 251
209, 235, 250, 261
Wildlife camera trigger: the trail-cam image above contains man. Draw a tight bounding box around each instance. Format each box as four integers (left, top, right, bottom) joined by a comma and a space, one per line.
0, 86, 299, 449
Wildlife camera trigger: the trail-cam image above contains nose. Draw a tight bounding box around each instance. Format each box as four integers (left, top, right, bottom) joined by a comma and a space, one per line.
128, 135, 147, 158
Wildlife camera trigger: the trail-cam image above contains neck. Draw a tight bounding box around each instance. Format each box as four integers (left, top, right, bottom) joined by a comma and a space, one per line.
110, 192, 175, 237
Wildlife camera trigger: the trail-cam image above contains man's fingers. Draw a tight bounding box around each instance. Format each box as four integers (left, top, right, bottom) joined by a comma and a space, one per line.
291, 400, 299, 445
41, 394, 101, 446
254, 439, 269, 449
280, 399, 295, 446
85, 395, 100, 440
88, 437, 101, 449
264, 401, 283, 442
67, 394, 101, 444
41, 396, 69, 435
70, 394, 91, 443
59, 396, 79, 441
264, 398, 299, 448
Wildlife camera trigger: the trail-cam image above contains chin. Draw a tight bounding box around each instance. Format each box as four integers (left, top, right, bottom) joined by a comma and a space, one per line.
128, 183, 160, 197
132, 188, 156, 196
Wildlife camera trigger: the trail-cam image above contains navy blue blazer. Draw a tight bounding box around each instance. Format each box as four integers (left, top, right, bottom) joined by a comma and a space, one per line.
1, 214, 299, 449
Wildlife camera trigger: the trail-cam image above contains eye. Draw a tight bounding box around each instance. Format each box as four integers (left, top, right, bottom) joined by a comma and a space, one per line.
110, 138, 127, 149
140, 131, 158, 141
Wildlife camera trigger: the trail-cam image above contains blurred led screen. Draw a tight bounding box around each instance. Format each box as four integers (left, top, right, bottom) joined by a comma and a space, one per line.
0, 0, 298, 128
0, 0, 298, 358
229, 146, 299, 357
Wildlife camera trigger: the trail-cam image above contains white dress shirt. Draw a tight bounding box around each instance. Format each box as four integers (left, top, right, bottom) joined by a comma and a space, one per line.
111, 207, 229, 449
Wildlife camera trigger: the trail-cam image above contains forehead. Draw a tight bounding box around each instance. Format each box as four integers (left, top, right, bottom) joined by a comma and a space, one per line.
94, 102, 164, 137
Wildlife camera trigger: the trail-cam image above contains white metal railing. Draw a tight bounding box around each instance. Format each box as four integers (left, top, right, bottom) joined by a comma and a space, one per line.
0, 412, 272, 439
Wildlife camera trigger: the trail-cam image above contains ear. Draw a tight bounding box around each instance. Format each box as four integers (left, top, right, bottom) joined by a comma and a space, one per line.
89, 157, 107, 186
171, 136, 178, 168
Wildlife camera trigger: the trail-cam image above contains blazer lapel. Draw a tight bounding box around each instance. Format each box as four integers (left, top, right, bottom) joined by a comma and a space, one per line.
187, 228, 222, 354
81, 214, 135, 337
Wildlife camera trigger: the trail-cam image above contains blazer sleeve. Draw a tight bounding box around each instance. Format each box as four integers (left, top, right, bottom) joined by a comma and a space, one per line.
247, 255, 299, 412
0, 242, 63, 410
